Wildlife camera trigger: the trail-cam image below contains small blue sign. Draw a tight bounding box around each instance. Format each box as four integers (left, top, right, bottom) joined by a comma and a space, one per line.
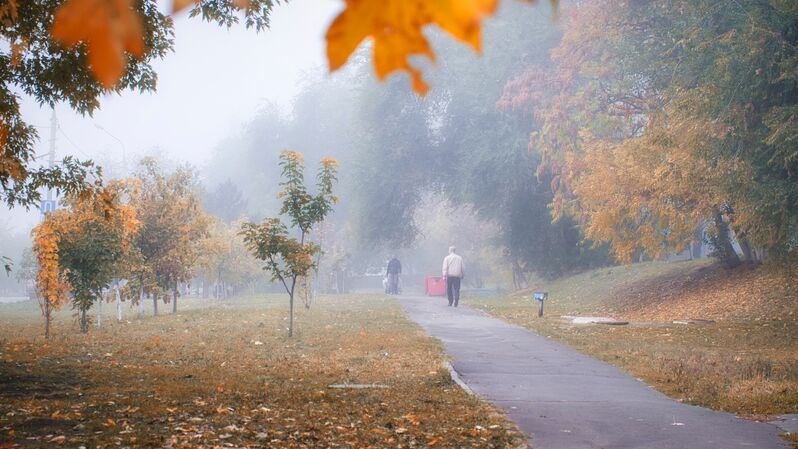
40, 200, 57, 214
533, 292, 548, 302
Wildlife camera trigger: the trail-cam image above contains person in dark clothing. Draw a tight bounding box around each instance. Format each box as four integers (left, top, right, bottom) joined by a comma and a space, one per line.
386, 256, 402, 295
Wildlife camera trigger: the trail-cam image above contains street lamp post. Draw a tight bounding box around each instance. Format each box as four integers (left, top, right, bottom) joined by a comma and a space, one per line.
94, 124, 127, 174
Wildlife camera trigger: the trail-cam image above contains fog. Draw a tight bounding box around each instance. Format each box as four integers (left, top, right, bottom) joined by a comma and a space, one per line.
1, 2, 795, 446
1, 0, 563, 297
1, 0, 340, 234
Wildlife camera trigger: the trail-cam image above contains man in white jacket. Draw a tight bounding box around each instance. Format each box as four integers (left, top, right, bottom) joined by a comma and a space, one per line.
442, 246, 465, 307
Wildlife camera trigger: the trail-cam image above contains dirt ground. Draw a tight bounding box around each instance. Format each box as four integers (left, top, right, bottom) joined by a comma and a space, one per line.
469, 261, 798, 416
0, 294, 525, 449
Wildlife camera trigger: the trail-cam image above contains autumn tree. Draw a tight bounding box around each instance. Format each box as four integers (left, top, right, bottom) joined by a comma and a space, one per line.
32, 181, 140, 334
241, 150, 337, 337
197, 218, 261, 299
0, 0, 277, 222
133, 158, 209, 315
501, 0, 798, 266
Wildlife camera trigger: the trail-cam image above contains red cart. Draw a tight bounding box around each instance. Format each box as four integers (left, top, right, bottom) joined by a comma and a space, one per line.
424, 276, 447, 296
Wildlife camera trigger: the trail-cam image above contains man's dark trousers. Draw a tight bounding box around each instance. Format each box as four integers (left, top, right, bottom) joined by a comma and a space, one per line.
446, 276, 461, 306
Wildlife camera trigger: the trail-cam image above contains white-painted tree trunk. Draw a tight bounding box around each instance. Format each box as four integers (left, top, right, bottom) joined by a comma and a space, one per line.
116, 286, 122, 322
138, 285, 144, 318
97, 294, 102, 328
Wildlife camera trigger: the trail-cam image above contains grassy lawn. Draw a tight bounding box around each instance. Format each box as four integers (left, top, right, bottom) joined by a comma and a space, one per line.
0, 294, 525, 448
469, 260, 798, 416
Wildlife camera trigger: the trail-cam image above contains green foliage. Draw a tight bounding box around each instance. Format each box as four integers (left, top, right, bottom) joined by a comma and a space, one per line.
59, 218, 126, 332
241, 218, 318, 287
0, 0, 275, 210
44, 182, 140, 333
188, 0, 277, 31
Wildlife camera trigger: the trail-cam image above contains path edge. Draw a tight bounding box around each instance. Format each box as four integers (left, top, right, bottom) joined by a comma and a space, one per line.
443, 360, 476, 396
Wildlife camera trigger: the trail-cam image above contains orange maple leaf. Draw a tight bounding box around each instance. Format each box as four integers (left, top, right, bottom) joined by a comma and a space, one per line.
51, 0, 145, 88
326, 0, 498, 95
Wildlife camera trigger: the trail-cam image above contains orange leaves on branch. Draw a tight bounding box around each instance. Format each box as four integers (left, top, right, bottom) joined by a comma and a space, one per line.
171, 0, 196, 14
326, 0, 498, 95
51, 0, 145, 88
33, 215, 71, 314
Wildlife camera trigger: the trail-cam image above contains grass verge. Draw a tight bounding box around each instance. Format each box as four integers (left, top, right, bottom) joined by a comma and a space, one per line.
0, 294, 526, 448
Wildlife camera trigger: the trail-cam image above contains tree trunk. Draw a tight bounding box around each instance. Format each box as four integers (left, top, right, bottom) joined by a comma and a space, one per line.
115, 284, 123, 322
691, 229, 704, 260
138, 282, 144, 319
289, 292, 294, 337
44, 302, 51, 340
97, 294, 102, 328
511, 259, 528, 290
712, 211, 741, 268
80, 308, 88, 333
738, 234, 754, 264
153, 293, 158, 316
172, 282, 178, 314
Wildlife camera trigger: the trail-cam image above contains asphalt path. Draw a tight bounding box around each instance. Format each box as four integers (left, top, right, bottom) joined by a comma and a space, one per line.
397, 295, 788, 449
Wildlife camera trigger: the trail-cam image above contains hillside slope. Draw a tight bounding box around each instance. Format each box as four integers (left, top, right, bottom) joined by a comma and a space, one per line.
519, 259, 796, 322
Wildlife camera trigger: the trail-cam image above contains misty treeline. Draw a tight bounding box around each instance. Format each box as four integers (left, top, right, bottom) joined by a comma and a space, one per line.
205, 0, 796, 285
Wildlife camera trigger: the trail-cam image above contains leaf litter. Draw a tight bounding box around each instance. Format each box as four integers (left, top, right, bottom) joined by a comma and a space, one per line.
0, 294, 527, 448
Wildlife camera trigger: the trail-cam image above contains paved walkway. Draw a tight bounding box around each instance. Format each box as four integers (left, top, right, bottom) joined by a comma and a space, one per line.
397, 295, 788, 449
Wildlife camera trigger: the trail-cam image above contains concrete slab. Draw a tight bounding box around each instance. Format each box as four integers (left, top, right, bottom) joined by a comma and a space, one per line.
397, 295, 788, 449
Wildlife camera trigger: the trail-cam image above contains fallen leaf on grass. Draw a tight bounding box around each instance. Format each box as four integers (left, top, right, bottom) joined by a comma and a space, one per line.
216, 406, 233, 414
428, 435, 444, 445
402, 413, 420, 425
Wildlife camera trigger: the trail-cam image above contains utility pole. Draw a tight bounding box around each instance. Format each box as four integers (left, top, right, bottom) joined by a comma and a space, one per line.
47, 109, 57, 201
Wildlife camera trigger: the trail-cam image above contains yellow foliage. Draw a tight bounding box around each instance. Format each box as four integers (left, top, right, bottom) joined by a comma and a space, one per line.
574, 97, 744, 262
31, 181, 142, 316
320, 157, 339, 168
51, 0, 144, 88
326, 0, 498, 94
32, 213, 72, 314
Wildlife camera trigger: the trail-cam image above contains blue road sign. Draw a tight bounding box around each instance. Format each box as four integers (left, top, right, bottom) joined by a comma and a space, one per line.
40, 200, 57, 214
533, 292, 548, 302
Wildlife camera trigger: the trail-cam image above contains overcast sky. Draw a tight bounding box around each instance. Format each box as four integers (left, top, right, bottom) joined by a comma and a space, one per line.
26, 0, 341, 172
4, 0, 341, 233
